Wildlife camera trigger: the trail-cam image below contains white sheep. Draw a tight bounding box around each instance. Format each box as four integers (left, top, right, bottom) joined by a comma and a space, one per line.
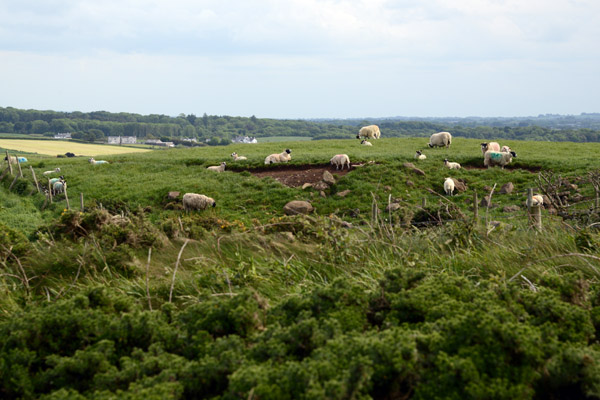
207, 162, 226, 172
89, 157, 109, 165
500, 145, 512, 153
43, 168, 61, 176
230, 152, 247, 161
484, 150, 517, 169
360, 139, 373, 146
330, 154, 351, 170
52, 179, 66, 195
428, 132, 452, 148
415, 150, 426, 160
480, 142, 500, 155
444, 159, 461, 169
443, 177, 455, 196
264, 149, 292, 164
183, 193, 216, 212
529, 194, 544, 207
357, 125, 381, 140
4, 156, 27, 165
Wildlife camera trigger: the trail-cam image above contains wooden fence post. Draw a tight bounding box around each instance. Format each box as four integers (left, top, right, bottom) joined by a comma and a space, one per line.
473, 190, 479, 225
16, 157, 23, 178
64, 184, 70, 210
29, 166, 40, 193
48, 179, 53, 204
527, 188, 542, 231
421, 197, 427, 208
5, 150, 13, 175
80, 192, 84, 212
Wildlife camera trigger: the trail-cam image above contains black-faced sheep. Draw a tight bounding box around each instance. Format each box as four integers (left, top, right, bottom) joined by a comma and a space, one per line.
231, 152, 247, 161
357, 125, 381, 140
480, 142, 500, 155
360, 139, 372, 146
330, 154, 350, 170
183, 193, 216, 212
265, 149, 292, 164
428, 132, 452, 148
484, 150, 517, 169
444, 159, 461, 169
415, 150, 426, 160
207, 162, 226, 172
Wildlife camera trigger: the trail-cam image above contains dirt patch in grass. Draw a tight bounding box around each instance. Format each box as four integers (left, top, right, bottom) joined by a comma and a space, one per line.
240, 163, 355, 187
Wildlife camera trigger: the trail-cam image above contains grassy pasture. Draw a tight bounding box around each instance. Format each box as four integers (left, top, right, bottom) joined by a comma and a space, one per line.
0, 139, 151, 156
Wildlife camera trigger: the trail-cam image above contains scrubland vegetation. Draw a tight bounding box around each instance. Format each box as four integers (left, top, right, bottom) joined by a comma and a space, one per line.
1, 137, 600, 399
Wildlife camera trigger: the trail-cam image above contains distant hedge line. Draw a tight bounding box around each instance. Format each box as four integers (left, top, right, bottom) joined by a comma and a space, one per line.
2, 268, 599, 399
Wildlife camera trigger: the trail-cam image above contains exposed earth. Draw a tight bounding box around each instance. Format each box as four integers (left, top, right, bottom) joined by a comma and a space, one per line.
246, 163, 354, 187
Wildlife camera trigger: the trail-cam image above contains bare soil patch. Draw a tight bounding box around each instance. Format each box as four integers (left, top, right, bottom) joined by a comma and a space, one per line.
243, 163, 354, 187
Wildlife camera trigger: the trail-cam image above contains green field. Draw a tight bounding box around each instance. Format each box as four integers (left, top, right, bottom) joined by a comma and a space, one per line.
0, 139, 151, 156
1, 136, 600, 399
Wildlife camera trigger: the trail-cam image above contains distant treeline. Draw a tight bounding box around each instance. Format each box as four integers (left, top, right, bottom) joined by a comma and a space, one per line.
1, 107, 599, 143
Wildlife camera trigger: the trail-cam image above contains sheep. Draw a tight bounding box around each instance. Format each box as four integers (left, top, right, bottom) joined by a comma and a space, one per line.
89, 157, 109, 165
444, 159, 461, 169
264, 149, 292, 164
330, 154, 351, 170
480, 142, 500, 155
4, 156, 27, 165
360, 139, 373, 146
428, 132, 452, 148
415, 150, 426, 160
529, 194, 544, 207
207, 162, 226, 172
231, 152, 248, 161
443, 177, 455, 196
182, 193, 216, 212
357, 125, 381, 140
43, 168, 61, 176
484, 150, 517, 169
500, 145, 511, 153
52, 180, 66, 195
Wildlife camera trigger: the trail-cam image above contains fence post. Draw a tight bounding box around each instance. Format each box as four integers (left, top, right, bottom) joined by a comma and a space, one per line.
421, 197, 427, 208
48, 179, 53, 203
5, 150, 13, 175
473, 190, 479, 225
527, 188, 542, 231
16, 157, 23, 178
80, 192, 84, 212
30, 166, 40, 193
64, 184, 70, 210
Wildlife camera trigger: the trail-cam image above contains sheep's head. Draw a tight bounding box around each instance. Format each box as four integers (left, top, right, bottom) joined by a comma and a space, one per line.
212, 201, 216, 207
416, 150, 422, 155
510, 151, 517, 158
428, 143, 434, 148
444, 159, 448, 163
231, 152, 237, 157
285, 149, 291, 154
356, 135, 361, 139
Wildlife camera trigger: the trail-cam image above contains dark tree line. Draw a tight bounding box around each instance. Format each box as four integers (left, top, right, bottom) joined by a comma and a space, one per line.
1, 106, 599, 143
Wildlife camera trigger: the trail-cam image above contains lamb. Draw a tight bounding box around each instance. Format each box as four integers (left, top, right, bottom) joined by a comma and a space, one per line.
52, 180, 66, 195
428, 132, 452, 148
415, 150, 426, 160
183, 193, 216, 212
484, 150, 517, 169
264, 149, 292, 164
360, 139, 373, 146
207, 162, 226, 172
530, 194, 544, 207
230, 152, 248, 161
88, 157, 109, 165
357, 125, 381, 140
443, 177, 455, 196
43, 168, 61, 176
444, 159, 461, 169
480, 142, 500, 155
330, 154, 351, 170
500, 145, 511, 153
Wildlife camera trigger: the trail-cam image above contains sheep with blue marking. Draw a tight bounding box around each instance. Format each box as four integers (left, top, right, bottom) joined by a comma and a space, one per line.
89, 157, 109, 165
484, 150, 517, 169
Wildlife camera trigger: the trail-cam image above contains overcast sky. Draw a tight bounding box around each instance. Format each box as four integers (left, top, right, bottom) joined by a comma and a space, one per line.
1, 0, 598, 119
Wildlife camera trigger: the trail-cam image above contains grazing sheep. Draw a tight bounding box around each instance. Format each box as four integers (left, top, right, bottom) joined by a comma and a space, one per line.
230, 152, 248, 161
357, 125, 381, 140
183, 193, 216, 212
360, 139, 373, 146
480, 142, 500, 155
415, 150, 426, 160
264, 149, 292, 164
207, 162, 227, 172
330, 154, 351, 170
443, 177, 455, 196
4, 156, 27, 164
89, 157, 109, 165
484, 150, 517, 169
428, 132, 452, 148
444, 159, 461, 169
43, 168, 61, 176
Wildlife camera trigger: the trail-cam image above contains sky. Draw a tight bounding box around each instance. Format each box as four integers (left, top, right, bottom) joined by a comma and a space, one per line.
0, 0, 599, 119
